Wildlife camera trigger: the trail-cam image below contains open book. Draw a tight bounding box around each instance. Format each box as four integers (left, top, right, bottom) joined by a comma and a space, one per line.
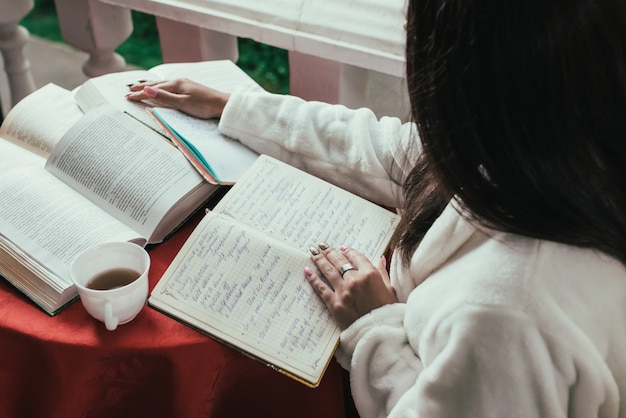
149, 155, 400, 387
74, 59, 261, 185
0, 83, 218, 315
150, 107, 259, 185
74, 60, 258, 136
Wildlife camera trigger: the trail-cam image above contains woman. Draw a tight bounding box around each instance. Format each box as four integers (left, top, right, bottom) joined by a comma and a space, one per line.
127, 0, 626, 416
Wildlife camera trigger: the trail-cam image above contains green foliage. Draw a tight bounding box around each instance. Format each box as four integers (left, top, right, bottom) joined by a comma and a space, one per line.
21, 0, 63, 42
116, 12, 163, 71
22, 0, 289, 93
238, 39, 289, 94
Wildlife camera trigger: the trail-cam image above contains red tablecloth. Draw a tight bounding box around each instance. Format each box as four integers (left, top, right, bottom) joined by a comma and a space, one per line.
0, 211, 351, 418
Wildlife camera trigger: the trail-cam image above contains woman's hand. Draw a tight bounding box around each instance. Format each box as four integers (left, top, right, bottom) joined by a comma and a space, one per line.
305, 243, 398, 330
126, 78, 230, 119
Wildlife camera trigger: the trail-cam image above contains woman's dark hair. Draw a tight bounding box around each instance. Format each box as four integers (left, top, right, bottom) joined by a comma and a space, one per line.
395, 0, 626, 265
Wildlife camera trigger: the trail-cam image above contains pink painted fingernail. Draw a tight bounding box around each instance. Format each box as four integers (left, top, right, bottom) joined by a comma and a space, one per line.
340, 245, 349, 251
304, 267, 313, 277
144, 86, 158, 97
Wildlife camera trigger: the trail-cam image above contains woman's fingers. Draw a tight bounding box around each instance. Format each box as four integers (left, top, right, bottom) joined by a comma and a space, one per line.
127, 79, 160, 92
304, 266, 336, 305
126, 79, 184, 102
306, 243, 398, 330
125, 78, 230, 119
311, 243, 352, 289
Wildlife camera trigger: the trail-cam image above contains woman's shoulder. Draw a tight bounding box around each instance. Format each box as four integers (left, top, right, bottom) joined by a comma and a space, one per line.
403, 199, 626, 308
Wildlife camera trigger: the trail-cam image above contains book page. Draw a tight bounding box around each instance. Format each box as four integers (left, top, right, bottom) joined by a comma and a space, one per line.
44, 105, 209, 243
0, 84, 83, 158
73, 69, 162, 133
74, 61, 259, 136
0, 140, 142, 284
152, 107, 259, 184
150, 212, 340, 385
149, 60, 258, 92
214, 155, 400, 259
150, 155, 400, 385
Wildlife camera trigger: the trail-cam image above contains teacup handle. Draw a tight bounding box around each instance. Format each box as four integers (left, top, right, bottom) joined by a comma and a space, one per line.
104, 301, 118, 331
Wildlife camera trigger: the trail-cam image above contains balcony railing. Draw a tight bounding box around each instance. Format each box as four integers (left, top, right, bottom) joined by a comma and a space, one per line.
1, 0, 409, 121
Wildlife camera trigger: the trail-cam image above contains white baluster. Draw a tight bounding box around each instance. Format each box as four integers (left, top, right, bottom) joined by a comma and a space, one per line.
156, 17, 238, 63
0, 0, 36, 114
54, 0, 132, 77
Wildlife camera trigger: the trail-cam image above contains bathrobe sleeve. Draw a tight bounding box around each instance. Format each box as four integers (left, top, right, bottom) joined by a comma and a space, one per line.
337, 302, 614, 418
218, 85, 419, 208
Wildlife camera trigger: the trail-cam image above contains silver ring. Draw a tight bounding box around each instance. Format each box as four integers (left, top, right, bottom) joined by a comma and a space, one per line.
338, 263, 357, 277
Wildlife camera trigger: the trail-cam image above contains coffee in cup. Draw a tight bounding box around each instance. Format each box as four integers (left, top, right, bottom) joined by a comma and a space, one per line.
70, 241, 150, 331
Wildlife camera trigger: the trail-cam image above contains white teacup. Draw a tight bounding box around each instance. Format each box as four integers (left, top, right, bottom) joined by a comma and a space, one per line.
70, 241, 150, 331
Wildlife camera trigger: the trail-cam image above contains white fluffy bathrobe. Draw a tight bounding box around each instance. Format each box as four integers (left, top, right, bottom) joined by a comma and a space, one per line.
218, 85, 626, 418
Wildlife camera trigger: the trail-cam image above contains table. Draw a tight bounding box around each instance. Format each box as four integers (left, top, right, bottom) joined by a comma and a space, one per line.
0, 210, 352, 418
